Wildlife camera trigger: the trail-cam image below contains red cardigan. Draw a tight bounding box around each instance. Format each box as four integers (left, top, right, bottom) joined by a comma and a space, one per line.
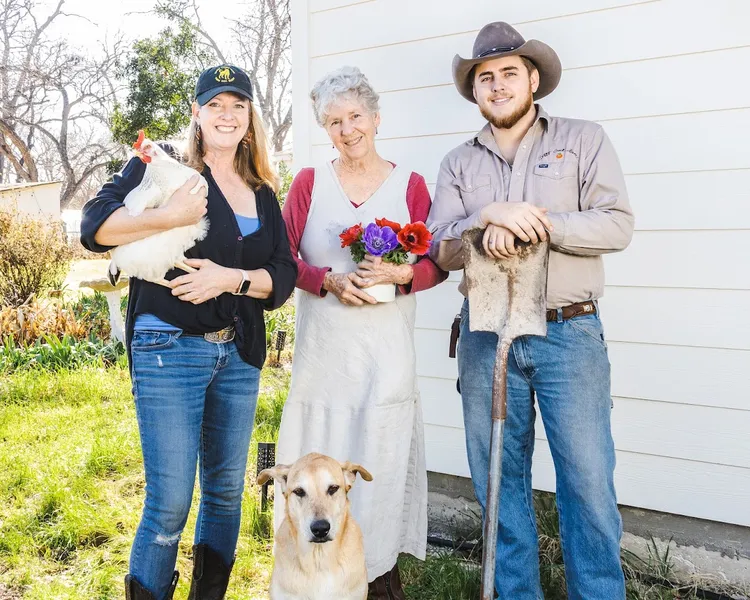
282, 167, 448, 296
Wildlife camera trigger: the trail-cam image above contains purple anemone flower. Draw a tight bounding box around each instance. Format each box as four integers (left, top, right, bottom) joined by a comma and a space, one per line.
362, 223, 398, 256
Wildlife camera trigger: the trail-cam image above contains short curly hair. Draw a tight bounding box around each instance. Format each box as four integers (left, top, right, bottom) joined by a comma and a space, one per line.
310, 66, 380, 127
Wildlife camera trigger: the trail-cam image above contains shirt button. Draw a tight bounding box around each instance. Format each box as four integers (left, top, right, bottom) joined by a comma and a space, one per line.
555, 172, 560, 176
522, 145, 527, 149
233, 316, 239, 322
517, 172, 522, 177
237, 236, 243, 241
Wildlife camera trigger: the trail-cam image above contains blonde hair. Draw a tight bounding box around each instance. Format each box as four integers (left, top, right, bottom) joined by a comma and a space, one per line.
185, 98, 278, 193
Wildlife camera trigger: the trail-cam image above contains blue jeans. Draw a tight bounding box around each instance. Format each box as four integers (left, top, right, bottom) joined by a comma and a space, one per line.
458, 299, 624, 600
128, 331, 260, 600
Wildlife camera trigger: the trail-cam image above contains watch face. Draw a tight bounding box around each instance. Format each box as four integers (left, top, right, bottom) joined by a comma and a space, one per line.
239, 279, 251, 294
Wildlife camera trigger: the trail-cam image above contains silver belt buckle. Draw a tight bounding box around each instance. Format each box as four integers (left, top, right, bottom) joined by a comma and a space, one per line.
204, 326, 235, 343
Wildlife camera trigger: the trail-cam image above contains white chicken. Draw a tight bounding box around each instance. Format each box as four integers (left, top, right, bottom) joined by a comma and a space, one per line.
108, 130, 209, 287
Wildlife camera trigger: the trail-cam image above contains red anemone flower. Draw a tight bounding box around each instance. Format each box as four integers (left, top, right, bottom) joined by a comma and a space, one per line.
339, 223, 364, 247
397, 221, 432, 255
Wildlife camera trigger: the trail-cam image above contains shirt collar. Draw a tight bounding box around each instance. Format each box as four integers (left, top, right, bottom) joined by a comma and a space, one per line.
473, 103, 550, 149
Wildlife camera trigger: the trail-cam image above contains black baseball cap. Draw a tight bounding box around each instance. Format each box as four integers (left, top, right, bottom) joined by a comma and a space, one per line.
195, 65, 254, 106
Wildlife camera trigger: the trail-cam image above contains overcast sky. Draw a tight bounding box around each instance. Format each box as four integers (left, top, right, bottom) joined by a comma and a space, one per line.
42, 0, 248, 55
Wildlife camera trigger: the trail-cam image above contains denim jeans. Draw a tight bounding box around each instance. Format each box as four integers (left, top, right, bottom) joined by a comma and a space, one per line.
128, 330, 260, 600
457, 299, 624, 600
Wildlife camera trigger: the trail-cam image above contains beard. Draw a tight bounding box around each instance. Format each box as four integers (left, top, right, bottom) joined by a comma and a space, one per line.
479, 85, 534, 129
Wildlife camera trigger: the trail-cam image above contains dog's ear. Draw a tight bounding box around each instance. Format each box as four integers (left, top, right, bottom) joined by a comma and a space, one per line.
340, 462, 373, 491
257, 464, 291, 493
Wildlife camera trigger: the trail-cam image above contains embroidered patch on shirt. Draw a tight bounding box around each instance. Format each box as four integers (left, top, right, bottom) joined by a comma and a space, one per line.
556, 152, 564, 159
538, 163, 549, 168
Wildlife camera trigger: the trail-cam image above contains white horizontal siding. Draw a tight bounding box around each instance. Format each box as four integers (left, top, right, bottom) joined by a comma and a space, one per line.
295, 0, 750, 526
417, 284, 750, 350
425, 425, 750, 527
311, 108, 750, 183
421, 389, 750, 469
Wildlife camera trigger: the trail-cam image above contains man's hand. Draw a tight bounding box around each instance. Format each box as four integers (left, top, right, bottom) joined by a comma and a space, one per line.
158, 175, 208, 229
480, 202, 552, 244
482, 225, 520, 259
323, 272, 377, 306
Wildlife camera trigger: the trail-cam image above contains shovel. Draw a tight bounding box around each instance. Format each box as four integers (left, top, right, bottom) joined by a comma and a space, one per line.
461, 229, 549, 600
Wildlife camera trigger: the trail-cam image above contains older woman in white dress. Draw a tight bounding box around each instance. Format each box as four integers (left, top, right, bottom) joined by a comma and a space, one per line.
277, 66, 447, 598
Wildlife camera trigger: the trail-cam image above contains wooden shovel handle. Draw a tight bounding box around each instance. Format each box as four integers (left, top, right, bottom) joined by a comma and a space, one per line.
492, 339, 512, 421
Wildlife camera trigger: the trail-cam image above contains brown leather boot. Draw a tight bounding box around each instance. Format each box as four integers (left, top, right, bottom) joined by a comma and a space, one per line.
367, 564, 406, 600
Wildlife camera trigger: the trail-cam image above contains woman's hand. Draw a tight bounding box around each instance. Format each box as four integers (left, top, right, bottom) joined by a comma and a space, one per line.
323, 272, 377, 306
169, 258, 240, 304
156, 175, 208, 229
352, 255, 413, 288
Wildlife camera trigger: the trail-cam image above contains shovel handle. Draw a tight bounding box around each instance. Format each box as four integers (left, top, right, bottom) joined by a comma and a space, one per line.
492, 339, 512, 421
480, 338, 513, 600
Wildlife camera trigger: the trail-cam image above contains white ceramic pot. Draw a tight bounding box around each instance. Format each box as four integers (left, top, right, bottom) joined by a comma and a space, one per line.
366, 283, 396, 303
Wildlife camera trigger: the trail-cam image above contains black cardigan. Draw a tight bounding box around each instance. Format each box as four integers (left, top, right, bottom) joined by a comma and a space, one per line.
80, 155, 297, 368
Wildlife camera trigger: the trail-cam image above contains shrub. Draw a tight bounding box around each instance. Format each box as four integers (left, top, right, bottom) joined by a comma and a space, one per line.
276, 161, 293, 208
0, 334, 126, 373
0, 298, 89, 345
0, 208, 73, 307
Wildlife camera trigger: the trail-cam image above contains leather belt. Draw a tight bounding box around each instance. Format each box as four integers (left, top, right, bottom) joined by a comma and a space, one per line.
184, 325, 235, 343
546, 301, 596, 322
448, 301, 597, 358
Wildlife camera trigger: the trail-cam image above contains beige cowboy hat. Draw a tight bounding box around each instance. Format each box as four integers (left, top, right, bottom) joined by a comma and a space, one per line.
452, 22, 562, 104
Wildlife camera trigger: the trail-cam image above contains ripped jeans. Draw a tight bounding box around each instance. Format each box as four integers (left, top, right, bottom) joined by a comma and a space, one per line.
129, 330, 260, 600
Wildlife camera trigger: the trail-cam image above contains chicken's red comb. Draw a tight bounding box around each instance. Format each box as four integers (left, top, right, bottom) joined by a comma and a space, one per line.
133, 130, 145, 151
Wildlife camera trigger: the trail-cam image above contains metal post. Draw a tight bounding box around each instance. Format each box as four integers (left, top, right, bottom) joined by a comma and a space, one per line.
275, 330, 287, 364
256, 442, 276, 511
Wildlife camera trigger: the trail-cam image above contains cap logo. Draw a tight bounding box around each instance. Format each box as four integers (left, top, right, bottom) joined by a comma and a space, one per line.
215, 66, 235, 83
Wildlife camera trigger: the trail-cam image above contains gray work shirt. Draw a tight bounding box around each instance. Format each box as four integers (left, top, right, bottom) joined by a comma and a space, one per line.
427, 104, 635, 309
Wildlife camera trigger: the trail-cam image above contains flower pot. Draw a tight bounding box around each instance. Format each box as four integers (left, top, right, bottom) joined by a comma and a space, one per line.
366, 283, 396, 303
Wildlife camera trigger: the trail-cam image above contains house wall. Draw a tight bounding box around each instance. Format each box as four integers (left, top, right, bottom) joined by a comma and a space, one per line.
291, 0, 750, 527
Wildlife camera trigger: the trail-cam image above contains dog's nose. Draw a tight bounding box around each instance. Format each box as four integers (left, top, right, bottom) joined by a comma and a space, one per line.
310, 520, 331, 540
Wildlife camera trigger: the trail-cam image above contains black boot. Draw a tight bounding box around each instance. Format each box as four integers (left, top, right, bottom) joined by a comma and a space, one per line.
125, 571, 179, 600
187, 544, 233, 600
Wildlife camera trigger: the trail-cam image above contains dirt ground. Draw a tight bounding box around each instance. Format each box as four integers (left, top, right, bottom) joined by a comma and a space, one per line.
0, 584, 21, 600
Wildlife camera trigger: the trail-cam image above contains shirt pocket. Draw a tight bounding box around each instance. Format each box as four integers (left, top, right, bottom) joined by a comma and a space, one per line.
532, 160, 580, 212
455, 173, 494, 214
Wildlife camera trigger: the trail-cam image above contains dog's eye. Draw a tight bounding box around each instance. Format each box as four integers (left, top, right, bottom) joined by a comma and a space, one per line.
293, 488, 306, 498
327, 485, 340, 496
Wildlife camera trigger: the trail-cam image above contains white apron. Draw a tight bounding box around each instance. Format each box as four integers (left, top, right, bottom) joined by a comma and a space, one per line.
275, 162, 428, 580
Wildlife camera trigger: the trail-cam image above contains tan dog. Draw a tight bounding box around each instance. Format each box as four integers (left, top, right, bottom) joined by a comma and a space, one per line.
257, 453, 373, 600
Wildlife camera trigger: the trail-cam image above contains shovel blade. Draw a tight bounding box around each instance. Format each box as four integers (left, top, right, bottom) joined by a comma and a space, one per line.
462, 229, 549, 341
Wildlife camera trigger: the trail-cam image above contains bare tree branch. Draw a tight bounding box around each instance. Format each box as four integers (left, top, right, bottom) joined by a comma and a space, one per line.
0, 0, 123, 204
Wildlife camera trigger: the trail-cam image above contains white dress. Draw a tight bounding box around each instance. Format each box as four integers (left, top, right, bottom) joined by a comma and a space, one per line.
275, 162, 428, 580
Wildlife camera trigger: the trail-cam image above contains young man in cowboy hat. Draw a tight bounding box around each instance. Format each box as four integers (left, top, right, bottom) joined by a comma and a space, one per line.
427, 21, 634, 600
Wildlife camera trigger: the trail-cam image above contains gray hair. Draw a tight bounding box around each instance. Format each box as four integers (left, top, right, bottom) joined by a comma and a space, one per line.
310, 66, 380, 127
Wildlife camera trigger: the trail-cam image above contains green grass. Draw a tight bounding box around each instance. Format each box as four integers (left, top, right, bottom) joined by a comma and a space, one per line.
0, 365, 288, 599
0, 364, 742, 599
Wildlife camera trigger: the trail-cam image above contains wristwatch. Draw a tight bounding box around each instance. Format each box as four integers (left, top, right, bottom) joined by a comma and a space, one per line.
233, 269, 251, 296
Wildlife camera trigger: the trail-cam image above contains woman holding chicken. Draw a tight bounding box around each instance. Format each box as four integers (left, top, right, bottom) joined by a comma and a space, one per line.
81, 65, 296, 600
277, 66, 447, 599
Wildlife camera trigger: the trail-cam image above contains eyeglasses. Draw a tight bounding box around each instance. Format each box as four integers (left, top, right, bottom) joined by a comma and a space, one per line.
477, 46, 517, 58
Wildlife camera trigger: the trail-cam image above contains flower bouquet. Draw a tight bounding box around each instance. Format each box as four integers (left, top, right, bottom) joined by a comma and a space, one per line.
339, 217, 433, 303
